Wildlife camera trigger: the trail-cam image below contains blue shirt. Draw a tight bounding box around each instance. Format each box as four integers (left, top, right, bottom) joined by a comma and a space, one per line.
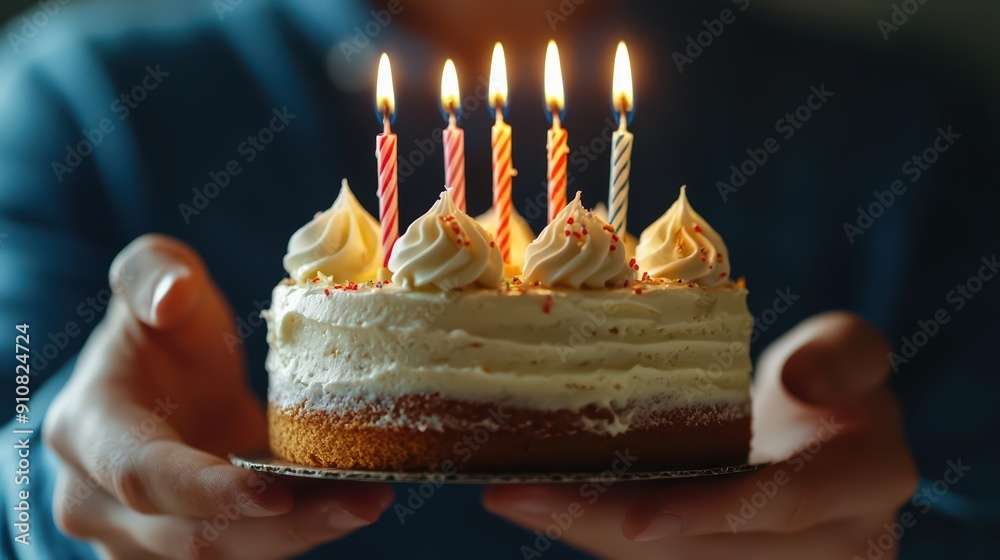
1, 0, 997, 558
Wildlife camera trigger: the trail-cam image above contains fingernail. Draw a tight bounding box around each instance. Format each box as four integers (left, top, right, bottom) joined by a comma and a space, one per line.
327, 506, 372, 530
150, 267, 190, 323
631, 513, 683, 542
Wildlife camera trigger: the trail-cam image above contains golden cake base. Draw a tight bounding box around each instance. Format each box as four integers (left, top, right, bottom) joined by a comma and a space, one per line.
268, 395, 750, 473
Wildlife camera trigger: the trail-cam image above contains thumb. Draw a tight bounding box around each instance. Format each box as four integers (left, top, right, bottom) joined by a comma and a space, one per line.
109, 234, 215, 329
780, 311, 892, 407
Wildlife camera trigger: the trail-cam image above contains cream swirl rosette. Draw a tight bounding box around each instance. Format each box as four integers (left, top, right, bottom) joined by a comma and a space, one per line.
522, 192, 635, 289
592, 202, 638, 260
283, 179, 381, 282
389, 189, 503, 290
636, 185, 731, 286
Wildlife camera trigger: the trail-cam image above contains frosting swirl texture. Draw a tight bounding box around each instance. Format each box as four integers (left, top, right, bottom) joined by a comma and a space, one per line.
389, 189, 503, 290
636, 185, 731, 286
522, 192, 634, 288
283, 179, 381, 282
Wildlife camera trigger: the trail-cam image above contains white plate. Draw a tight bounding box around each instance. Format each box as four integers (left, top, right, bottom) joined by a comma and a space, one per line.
230, 452, 766, 484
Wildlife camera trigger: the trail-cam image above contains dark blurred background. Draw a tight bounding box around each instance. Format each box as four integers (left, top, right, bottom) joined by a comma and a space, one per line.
2, 1, 998, 559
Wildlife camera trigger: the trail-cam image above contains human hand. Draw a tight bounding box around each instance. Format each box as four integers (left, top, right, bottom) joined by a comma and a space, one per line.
43, 234, 392, 559
484, 312, 918, 560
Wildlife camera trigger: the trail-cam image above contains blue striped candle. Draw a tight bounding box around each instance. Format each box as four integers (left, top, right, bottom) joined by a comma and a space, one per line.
608, 41, 634, 235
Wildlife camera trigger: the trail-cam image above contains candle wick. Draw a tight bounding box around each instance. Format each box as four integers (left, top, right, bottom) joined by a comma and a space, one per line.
495, 103, 505, 125
551, 110, 562, 131
448, 103, 457, 127
382, 108, 391, 135
618, 96, 629, 130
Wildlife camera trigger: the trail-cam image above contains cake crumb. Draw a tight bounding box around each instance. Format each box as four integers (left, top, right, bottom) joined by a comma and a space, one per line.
542, 294, 554, 314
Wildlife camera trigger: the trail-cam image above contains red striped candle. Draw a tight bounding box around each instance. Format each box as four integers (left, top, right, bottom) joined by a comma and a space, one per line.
375, 53, 398, 270
376, 122, 398, 267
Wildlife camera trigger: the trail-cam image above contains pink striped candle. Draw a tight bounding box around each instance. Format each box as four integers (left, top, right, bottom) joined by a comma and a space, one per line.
375, 53, 398, 271
489, 43, 513, 264
544, 40, 568, 224
440, 60, 466, 211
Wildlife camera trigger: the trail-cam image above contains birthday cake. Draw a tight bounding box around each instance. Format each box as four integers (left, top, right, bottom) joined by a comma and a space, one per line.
265, 181, 753, 472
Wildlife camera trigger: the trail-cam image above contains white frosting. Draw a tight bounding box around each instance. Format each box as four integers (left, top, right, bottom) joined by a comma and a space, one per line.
636, 185, 731, 286
265, 280, 753, 435
474, 205, 535, 273
592, 202, 638, 260
388, 189, 503, 290
522, 192, 635, 289
282, 179, 381, 282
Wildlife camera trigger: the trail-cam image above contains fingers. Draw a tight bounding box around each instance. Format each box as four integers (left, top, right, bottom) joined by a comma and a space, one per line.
56, 463, 392, 560
486, 412, 915, 545
779, 311, 892, 407
109, 233, 212, 329
46, 392, 293, 519
163, 481, 393, 559
622, 422, 917, 541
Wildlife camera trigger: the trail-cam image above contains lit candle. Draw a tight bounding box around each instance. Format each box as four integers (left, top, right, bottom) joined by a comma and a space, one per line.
375, 53, 398, 279
489, 42, 514, 265
544, 40, 568, 224
608, 41, 634, 236
440, 59, 466, 212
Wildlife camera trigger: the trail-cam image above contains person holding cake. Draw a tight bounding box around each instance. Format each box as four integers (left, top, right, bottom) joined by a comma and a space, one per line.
1, 0, 995, 559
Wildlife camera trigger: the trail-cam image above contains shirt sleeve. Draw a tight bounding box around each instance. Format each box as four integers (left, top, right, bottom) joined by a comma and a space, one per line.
0, 41, 123, 424
0, 30, 124, 560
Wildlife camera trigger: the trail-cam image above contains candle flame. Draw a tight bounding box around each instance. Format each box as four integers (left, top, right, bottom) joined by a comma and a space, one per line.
440, 59, 460, 113
544, 40, 565, 114
376, 52, 395, 118
612, 41, 633, 115
489, 42, 508, 108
